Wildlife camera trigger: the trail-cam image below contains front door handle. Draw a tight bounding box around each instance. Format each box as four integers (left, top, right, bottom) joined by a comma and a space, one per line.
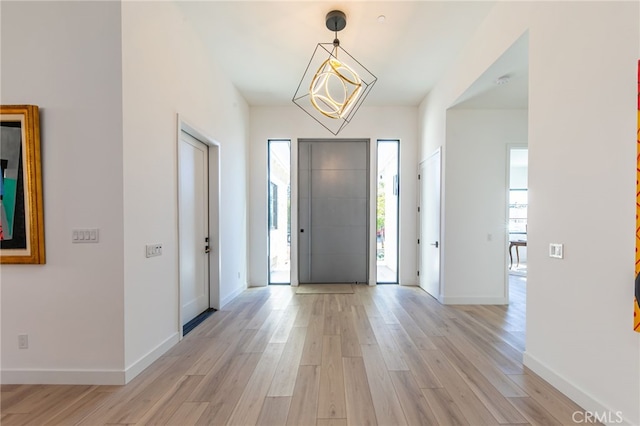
430, 241, 439, 248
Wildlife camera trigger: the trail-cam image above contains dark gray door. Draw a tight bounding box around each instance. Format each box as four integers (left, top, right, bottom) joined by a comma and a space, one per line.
298, 139, 369, 283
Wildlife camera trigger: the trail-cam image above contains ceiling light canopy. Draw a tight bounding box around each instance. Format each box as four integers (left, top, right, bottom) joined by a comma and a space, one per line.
293, 10, 377, 135
495, 75, 511, 85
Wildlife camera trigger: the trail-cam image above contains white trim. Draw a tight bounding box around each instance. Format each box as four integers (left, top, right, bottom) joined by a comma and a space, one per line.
220, 284, 246, 308
176, 114, 222, 338
1, 369, 125, 385
124, 332, 179, 384
441, 296, 508, 305
417, 148, 443, 300
523, 351, 634, 426
178, 114, 219, 147
505, 144, 528, 302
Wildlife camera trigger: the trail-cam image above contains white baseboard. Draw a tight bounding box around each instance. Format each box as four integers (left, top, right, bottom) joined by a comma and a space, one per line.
441, 296, 508, 305
523, 351, 635, 426
124, 332, 179, 383
1, 332, 181, 386
1, 368, 125, 385
220, 284, 246, 308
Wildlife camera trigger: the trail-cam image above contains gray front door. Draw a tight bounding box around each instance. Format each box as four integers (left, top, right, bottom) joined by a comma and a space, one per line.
298, 139, 369, 283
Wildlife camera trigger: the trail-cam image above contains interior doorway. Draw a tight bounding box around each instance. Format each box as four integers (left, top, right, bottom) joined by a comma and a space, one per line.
418, 149, 442, 300
177, 118, 221, 337
507, 146, 528, 278
178, 131, 210, 328
298, 139, 369, 284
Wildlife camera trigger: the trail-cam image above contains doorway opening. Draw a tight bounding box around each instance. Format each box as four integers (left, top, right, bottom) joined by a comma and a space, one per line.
507, 146, 527, 312
376, 140, 399, 284
508, 147, 528, 278
177, 119, 221, 338
268, 139, 291, 284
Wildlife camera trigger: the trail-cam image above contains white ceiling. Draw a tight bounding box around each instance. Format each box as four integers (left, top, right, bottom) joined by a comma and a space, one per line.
451, 31, 529, 109
177, 1, 528, 109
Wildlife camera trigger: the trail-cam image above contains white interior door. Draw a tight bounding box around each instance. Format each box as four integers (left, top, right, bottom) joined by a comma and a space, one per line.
419, 150, 441, 299
179, 131, 210, 326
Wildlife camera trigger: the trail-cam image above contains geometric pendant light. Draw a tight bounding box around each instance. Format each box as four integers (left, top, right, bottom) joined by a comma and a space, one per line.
293, 10, 377, 135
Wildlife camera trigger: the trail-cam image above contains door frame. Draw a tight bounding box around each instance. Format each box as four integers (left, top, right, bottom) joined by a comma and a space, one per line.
296, 138, 371, 285
505, 143, 528, 303
417, 148, 442, 301
177, 115, 221, 339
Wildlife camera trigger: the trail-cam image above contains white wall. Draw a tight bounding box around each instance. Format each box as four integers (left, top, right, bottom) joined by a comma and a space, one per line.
249, 106, 418, 287
0, 1, 125, 384
525, 3, 639, 424
443, 109, 527, 304
0, 0, 251, 385
419, 2, 640, 424
121, 1, 250, 376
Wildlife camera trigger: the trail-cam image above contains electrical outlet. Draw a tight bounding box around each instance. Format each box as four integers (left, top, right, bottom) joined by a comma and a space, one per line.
18, 334, 28, 349
145, 243, 163, 258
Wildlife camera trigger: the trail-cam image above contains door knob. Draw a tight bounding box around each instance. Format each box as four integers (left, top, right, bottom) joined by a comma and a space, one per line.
430, 241, 439, 248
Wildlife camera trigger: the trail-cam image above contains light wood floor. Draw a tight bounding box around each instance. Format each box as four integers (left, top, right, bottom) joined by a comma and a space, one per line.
1, 279, 596, 425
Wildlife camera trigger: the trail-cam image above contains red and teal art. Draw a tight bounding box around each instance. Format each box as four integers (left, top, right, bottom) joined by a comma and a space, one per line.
0, 125, 24, 245
635, 59, 640, 332
0, 105, 45, 264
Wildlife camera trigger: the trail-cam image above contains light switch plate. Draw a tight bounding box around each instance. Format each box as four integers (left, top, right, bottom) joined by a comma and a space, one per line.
72, 228, 99, 243
549, 243, 564, 259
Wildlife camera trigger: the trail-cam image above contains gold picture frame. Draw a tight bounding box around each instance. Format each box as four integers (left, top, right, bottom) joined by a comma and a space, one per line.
0, 105, 45, 264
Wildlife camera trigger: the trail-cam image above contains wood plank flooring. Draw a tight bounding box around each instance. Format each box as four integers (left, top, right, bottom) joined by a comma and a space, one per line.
1, 278, 598, 425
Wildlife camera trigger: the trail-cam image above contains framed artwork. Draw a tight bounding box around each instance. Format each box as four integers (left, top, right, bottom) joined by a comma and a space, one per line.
0, 105, 45, 264
635, 60, 640, 332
